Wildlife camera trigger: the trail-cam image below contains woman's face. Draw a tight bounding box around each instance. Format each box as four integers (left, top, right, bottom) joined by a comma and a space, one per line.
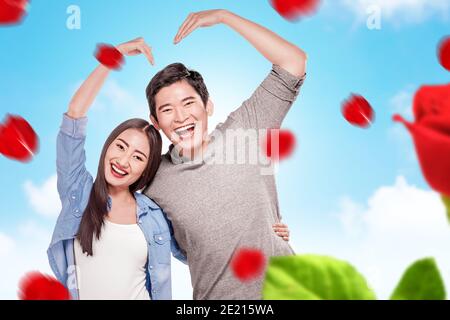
104, 128, 150, 190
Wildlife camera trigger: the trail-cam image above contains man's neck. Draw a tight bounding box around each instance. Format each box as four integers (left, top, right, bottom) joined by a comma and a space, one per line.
179, 139, 209, 161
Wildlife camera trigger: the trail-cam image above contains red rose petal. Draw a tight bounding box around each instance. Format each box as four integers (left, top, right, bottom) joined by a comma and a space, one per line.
231, 248, 266, 282
0, 114, 39, 162
95, 44, 124, 70
263, 129, 297, 161
393, 83, 450, 197
438, 36, 450, 72
270, 0, 321, 21
18, 272, 70, 300
0, 0, 28, 25
341, 94, 375, 128
413, 84, 450, 122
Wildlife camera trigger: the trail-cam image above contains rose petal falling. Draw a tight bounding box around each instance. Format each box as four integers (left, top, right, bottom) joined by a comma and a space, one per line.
231, 248, 266, 282
263, 129, 297, 161
270, 0, 321, 21
0, 114, 39, 162
18, 272, 70, 300
94, 44, 124, 70
0, 0, 29, 26
438, 36, 450, 72
342, 94, 375, 128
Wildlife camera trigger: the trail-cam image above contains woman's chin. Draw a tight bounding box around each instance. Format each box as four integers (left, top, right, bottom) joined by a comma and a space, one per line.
105, 175, 126, 188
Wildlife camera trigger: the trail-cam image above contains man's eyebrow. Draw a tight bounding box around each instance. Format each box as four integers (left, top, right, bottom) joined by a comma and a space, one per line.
117, 138, 148, 159
158, 96, 196, 111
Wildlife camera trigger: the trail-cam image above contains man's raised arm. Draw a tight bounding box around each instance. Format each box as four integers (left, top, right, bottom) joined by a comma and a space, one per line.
174, 9, 307, 77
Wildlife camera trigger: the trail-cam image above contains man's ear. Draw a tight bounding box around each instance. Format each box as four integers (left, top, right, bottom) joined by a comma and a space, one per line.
206, 99, 214, 117
150, 114, 160, 130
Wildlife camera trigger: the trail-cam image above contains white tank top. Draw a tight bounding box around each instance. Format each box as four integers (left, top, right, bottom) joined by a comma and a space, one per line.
74, 219, 150, 300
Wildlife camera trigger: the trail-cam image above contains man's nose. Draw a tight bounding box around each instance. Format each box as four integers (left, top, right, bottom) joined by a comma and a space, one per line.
174, 106, 189, 123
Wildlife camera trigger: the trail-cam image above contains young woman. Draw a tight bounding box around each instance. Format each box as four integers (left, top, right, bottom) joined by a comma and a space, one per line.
47, 37, 290, 300
47, 38, 187, 300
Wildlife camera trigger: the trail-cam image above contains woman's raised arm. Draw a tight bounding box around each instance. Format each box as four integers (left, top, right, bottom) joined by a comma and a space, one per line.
67, 37, 154, 119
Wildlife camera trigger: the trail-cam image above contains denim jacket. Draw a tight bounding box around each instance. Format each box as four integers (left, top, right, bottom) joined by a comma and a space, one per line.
47, 113, 187, 300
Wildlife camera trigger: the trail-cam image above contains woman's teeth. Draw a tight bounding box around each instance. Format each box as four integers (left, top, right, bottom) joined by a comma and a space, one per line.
111, 164, 127, 176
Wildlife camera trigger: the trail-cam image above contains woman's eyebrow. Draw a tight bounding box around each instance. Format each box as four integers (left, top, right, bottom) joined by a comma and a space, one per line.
117, 138, 148, 159
117, 138, 129, 147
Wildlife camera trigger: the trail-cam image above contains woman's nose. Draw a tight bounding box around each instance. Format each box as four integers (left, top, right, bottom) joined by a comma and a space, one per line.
117, 155, 130, 169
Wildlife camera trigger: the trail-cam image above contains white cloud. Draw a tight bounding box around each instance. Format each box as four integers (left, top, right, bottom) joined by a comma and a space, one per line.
339, 0, 450, 25
0, 222, 53, 300
333, 176, 450, 299
0, 233, 15, 258
23, 174, 61, 218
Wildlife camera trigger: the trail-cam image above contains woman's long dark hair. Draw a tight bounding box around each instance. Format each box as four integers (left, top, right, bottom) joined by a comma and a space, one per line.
77, 119, 162, 256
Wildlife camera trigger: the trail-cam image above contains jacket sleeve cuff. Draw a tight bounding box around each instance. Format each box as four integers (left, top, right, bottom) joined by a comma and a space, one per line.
60, 113, 88, 138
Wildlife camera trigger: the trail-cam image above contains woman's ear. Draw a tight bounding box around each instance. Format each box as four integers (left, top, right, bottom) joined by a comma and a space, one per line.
206, 99, 214, 117
150, 114, 160, 130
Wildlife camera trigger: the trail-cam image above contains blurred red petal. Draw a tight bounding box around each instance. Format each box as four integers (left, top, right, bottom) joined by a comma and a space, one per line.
438, 36, 450, 72
0, 0, 28, 25
0, 114, 39, 162
231, 248, 266, 282
270, 0, 320, 20
263, 129, 296, 161
18, 272, 70, 300
342, 94, 375, 128
95, 44, 124, 70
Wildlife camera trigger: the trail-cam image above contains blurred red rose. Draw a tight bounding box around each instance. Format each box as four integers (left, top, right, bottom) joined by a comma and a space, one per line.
393, 83, 450, 197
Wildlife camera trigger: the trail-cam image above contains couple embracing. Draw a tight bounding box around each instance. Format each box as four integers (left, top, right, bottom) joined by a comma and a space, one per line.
48, 9, 307, 300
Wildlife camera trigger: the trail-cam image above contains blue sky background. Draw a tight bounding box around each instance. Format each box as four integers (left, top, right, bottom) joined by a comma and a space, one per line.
1, 0, 449, 299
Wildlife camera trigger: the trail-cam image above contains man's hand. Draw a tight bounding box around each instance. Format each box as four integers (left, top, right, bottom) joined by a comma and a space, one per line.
116, 37, 154, 65
273, 223, 290, 242
174, 9, 227, 44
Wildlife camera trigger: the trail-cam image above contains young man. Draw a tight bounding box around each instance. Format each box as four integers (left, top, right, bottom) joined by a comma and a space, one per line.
144, 9, 307, 299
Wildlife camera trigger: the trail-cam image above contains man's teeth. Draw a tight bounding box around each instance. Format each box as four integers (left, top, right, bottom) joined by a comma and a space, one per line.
175, 124, 195, 136
112, 164, 127, 176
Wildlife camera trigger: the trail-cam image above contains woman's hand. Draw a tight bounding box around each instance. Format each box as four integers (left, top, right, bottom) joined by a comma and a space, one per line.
67, 37, 154, 119
174, 9, 227, 44
116, 37, 154, 65
273, 223, 290, 242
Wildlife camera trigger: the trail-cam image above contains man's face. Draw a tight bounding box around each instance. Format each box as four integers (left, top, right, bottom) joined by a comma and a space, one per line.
151, 80, 213, 154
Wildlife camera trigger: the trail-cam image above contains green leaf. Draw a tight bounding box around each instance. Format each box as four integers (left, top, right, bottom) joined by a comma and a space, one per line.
442, 195, 450, 223
390, 258, 446, 300
262, 254, 376, 300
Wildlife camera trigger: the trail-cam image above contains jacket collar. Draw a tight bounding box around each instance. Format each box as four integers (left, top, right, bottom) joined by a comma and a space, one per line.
107, 192, 160, 219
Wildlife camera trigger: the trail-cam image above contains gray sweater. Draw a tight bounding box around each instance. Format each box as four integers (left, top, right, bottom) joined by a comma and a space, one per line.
144, 65, 306, 299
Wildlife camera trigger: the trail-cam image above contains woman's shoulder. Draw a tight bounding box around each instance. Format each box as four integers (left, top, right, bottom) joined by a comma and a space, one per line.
134, 192, 162, 212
